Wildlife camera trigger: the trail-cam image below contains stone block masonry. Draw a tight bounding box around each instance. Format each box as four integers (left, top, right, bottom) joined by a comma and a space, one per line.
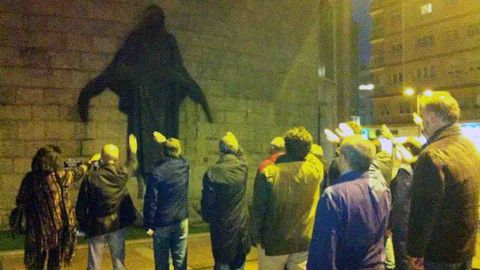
0, 0, 321, 228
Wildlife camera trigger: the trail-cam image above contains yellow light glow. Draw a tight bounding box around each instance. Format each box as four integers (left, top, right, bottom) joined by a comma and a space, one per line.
404, 88, 415, 96
423, 89, 433, 96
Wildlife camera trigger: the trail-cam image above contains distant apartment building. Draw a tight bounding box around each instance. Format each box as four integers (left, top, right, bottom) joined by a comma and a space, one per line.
369, 0, 480, 124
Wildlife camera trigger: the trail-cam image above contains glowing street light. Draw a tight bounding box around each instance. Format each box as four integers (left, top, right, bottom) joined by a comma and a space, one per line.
402, 88, 423, 134
404, 87, 415, 96
359, 84, 375, 91
403, 88, 447, 135
423, 89, 433, 97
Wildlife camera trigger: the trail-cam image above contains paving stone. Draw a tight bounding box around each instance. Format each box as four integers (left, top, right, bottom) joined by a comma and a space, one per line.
0, 234, 260, 269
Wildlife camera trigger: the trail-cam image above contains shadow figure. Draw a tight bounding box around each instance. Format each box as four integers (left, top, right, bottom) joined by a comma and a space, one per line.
78, 5, 213, 188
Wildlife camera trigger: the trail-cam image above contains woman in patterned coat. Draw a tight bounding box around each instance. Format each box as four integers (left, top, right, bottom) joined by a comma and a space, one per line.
16, 146, 88, 270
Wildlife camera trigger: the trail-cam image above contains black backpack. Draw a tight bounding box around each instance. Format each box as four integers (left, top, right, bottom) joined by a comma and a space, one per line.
9, 206, 26, 238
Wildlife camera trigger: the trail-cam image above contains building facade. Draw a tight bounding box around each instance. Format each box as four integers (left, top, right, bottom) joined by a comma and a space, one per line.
319, 0, 358, 160
369, 0, 480, 124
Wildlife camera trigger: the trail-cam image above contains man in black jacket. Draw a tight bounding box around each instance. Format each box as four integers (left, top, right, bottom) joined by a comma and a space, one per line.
201, 132, 250, 270
144, 135, 190, 270
76, 135, 138, 270
407, 93, 480, 269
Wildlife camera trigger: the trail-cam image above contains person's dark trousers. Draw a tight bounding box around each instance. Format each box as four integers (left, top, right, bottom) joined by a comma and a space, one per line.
392, 230, 409, 270
153, 219, 188, 270
214, 248, 247, 270
424, 258, 472, 270
29, 245, 61, 270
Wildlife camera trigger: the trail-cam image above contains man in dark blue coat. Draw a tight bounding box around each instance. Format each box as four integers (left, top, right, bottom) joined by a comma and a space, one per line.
144, 135, 190, 270
307, 135, 391, 270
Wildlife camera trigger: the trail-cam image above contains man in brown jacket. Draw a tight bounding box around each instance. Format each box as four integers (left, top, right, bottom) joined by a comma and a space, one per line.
407, 92, 480, 269
76, 135, 138, 270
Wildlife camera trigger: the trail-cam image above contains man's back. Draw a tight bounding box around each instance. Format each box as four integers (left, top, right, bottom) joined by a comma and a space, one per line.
144, 156, 189, 228
201, 152, 251, 264
253, 158, 323, 256
408, 125, 480, 262
201, 154, 249, 225
87, 164, 131, 215
76, 161, 137, 237
308, 171, 391, 269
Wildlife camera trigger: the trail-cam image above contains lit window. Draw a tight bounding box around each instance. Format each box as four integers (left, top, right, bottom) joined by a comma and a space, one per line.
421, 3, 433, 15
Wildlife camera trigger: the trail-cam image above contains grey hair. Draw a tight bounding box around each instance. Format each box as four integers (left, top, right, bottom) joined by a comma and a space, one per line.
340, 135, 376, 172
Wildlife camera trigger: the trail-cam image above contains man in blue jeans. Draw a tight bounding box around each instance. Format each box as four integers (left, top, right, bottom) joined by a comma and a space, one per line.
76, 135, 138, 270
144, 133, 190, 270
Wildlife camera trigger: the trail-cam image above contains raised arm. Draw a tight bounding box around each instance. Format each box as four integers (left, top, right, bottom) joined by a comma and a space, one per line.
170, 36, 213, 122
77, 75, 109, 122
125, 134, 139, 176
77, 30, 141, 122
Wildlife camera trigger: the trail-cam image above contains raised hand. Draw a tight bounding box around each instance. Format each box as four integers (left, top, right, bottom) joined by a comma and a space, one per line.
153, 131, 167, 144
129, 134, 138, 154
89, 153, 101, 164
381, 124, 394, 140
324, 129, 340, 144
412, 112, 423, 128
338, 123, 355, 138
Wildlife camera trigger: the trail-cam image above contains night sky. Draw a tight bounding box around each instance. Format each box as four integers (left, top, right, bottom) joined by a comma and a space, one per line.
352, 0, 372, 65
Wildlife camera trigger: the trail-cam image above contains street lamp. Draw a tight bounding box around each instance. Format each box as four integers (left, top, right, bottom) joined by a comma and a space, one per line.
403, 89, 450, 135
403, 88, 436, 113
359, 84, 375, 91
404, 87, 415, 96
403, 88, 421, 118
424, 89, 433, 97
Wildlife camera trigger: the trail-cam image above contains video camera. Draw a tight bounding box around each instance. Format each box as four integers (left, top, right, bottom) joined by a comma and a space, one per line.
63, 159, 83, 169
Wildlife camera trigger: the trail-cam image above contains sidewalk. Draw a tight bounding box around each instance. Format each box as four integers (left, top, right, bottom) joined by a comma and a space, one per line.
0, 233, 259, 270
3, 233, 480, 269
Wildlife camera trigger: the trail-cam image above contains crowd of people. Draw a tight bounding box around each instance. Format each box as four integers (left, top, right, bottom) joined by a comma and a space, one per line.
14, 92, 480, 270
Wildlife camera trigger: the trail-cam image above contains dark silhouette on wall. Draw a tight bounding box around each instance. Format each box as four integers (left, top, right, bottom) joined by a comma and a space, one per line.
78, 5, 213, 180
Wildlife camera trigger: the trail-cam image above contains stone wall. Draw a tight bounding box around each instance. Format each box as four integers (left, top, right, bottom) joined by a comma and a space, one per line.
0, 0, 321, 227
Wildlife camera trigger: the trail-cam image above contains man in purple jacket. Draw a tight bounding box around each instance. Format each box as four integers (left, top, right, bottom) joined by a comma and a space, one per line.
307, 135, 391, 269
